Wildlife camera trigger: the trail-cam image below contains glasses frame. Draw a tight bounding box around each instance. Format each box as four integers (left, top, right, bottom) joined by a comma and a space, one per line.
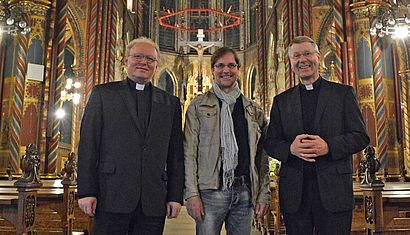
127, 53, 158, 64
290, 50, 318, 60
213, 63, 239, 69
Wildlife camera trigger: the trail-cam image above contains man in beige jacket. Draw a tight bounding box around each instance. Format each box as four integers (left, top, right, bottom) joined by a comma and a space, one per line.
184, 47, 270, 235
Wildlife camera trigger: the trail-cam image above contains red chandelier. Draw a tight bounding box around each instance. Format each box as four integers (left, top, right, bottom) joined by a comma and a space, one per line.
158, 8, 241, 33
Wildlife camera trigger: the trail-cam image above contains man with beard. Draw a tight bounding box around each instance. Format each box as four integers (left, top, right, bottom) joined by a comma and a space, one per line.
184, 47, 270, 235
77, 37, 184, 234
264, 36, 369, 235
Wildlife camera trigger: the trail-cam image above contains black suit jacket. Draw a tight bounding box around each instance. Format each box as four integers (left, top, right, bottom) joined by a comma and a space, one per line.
264, 79, 369, 213
77, 79, 184, 216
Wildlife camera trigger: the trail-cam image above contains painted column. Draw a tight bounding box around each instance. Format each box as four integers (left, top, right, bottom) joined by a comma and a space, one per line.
351, 2, 400, 177
47, 0, 67, 173
400, 72, 410, 176
350, 3, 377, 159
282, 0, 292, 89
85, 0, 100, 100
332, 0, 344, 83
371, 35, 388, 167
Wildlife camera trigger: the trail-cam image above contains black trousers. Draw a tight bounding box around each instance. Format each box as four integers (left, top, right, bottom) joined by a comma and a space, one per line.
283, 170, 352, 235
93, 203, 165, 235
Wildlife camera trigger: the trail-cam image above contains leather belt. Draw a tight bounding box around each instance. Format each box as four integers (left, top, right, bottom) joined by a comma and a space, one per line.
232, 175, 250, 187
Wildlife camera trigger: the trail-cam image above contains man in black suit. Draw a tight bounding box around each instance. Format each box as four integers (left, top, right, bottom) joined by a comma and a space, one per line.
264, 36, 369, 235
77, 37, 184, 234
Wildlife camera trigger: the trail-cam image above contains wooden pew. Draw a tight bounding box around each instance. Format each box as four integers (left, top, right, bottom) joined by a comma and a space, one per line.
352, 146, 410, 235
352, 182, 410, 235
0, 151, 91, 234
0, 143, 41, 234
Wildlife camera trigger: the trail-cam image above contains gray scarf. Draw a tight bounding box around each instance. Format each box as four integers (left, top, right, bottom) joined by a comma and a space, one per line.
213, 82, 241, 190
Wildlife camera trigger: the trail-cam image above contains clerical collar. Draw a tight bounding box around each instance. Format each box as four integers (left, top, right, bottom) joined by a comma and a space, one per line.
300, 76, 322, 91
135, 83, 145, 90
127, 77, 150, 90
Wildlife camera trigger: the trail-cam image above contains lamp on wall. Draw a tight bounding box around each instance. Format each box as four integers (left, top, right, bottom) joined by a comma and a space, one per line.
0, 1, 31, 35
55, 78, 81, 119
370, 0, 410, 39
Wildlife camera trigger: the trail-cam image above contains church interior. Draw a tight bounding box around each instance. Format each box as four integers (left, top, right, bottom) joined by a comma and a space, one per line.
1, 0, 410, 234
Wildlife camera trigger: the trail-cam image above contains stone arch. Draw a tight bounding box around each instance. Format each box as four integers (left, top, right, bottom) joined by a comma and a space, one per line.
158, 69, 178, 95
247, 65, 257, 100
66, 4, 85, 76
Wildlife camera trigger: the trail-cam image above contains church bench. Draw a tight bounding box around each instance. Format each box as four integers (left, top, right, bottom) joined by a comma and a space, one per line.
0, 185, 38, 234
0, 150, 91, 234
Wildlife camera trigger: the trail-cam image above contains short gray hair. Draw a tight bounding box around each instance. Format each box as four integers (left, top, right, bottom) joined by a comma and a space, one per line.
288, 36, 319, 55
125, 37, 161, 61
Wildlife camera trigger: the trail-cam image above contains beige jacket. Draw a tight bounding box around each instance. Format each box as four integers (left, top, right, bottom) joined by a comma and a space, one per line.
184, 90, 271, 205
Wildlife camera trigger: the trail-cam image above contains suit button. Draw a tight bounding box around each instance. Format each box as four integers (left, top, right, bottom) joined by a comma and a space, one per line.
143, 145, 147, 151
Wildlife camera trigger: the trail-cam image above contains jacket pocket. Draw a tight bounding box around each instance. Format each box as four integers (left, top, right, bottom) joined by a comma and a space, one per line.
198, 105, 218, 135
99, 162, 116, 174
198, 105, 217, 118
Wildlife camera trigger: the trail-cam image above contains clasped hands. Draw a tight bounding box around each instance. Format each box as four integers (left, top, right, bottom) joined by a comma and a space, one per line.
290, 134, 329, 162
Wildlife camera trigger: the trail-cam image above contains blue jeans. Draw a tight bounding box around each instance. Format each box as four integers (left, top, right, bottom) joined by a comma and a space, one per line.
196, 185, 253, 235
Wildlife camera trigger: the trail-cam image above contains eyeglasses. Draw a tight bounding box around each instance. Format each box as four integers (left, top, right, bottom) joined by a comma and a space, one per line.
290, 51, 317, 59
213, 63, 239, 69
128, 53, 158, 64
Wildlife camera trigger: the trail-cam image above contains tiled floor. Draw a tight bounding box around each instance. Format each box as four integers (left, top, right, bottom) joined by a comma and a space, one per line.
163, 206, 262, 235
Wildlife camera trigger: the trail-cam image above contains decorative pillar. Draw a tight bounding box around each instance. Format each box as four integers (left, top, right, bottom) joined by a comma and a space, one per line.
332, 0, 344, 83
350, 3, 377, 160
103, 0, 117, 84
256, 0, 267, 113
371, 35, 388, 167
282, 0, 292, 89
20, 0, 51, 174
48, 0, 68, 173
345, 2, 357, 88
85, 0, 102, 100
6, 0, 52, 172
351, 2, 401, 177
71, 66, 86, 155
399, 71, 410, 177
134, 0, 144, 37
301, 0, 310, 36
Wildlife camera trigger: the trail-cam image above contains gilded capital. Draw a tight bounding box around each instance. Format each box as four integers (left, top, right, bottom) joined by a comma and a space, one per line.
350, 1, 388, 18
9, 0, 51, 18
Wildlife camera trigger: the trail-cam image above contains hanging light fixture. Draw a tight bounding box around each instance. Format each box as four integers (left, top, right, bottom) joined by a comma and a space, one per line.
369, 1, 410, 39
0, 1, 31, 35
55, 77, 82, 119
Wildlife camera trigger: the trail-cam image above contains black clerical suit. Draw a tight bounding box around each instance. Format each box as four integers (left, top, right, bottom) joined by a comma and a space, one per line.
264, 78, 369, 235
78, 78, 184, 234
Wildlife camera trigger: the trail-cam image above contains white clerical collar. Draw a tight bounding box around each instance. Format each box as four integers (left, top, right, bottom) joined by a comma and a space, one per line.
305, 84, 314, 90
135, 83, 145, 90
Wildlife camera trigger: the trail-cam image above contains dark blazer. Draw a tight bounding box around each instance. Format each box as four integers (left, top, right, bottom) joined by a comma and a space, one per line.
77, 79, 184, 216
264, 78, 369, 213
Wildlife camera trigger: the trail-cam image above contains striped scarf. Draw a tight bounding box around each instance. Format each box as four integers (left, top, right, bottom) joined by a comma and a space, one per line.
213, 82, 241, 190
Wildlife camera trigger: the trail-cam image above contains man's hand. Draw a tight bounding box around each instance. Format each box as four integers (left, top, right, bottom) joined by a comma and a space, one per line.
78, 197, 97, 216
290, 134, 329, 162
186, 196, 204, 221
166, 201, 182, 219
255, 203, 270, 219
